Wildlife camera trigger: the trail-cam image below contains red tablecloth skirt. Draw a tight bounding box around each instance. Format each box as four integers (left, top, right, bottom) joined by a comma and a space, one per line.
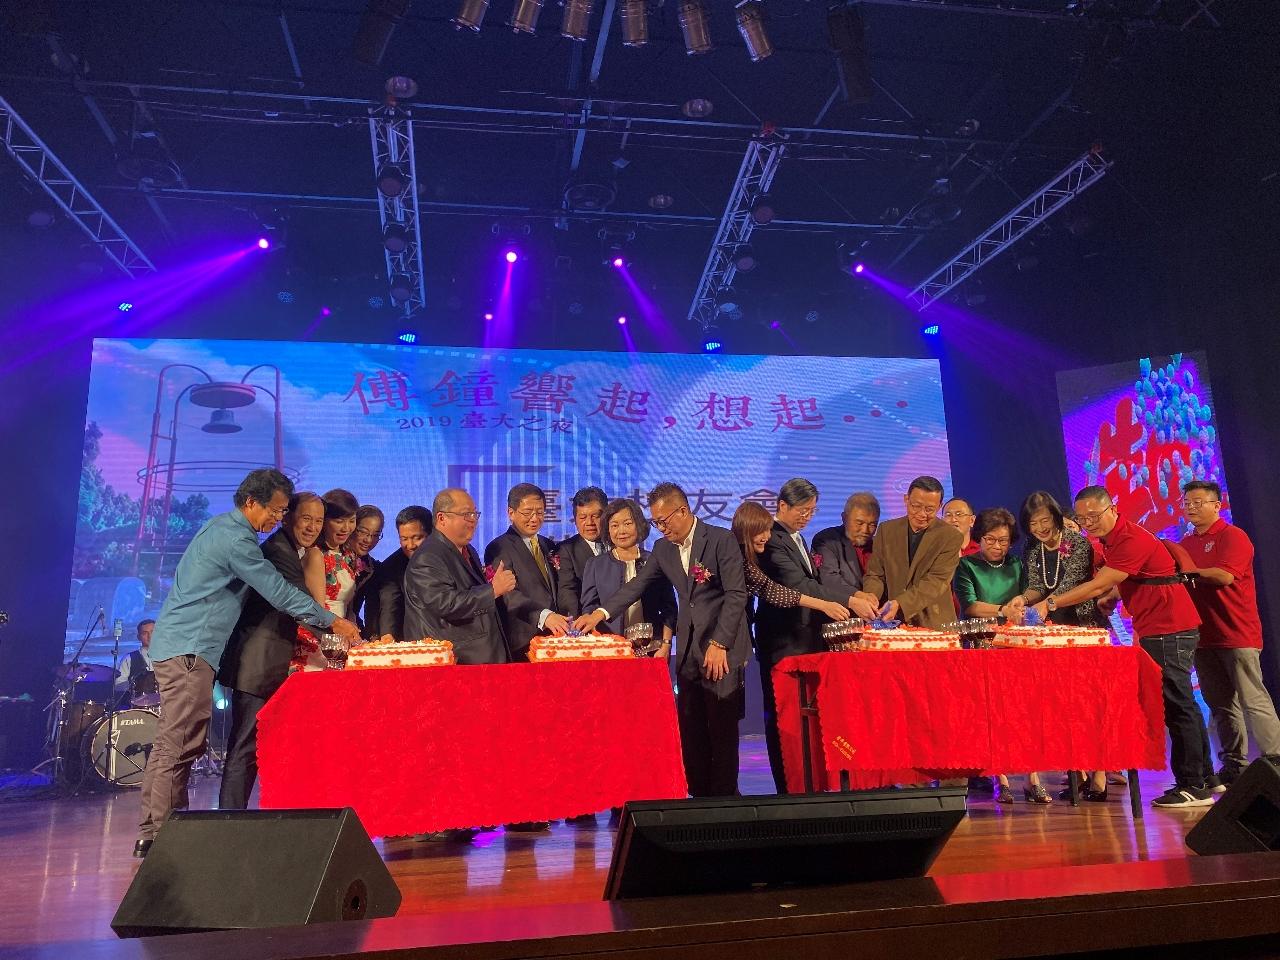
774, 646, 1167, 792
257, 659, 688, 837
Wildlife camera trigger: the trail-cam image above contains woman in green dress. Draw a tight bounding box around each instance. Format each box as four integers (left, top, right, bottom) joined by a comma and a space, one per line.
954, 507, 1052, 805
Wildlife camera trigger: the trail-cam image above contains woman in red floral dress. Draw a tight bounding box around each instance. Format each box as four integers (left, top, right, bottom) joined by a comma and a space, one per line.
293, 488, 361, 672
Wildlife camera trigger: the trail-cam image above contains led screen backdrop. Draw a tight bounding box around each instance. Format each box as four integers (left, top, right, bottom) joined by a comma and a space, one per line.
70, 339, 952, 661
1057, 350, 1229, 644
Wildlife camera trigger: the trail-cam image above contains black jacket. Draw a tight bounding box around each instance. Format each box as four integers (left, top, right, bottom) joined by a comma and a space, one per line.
484, 526, 561, 658
360, 549, 410, 640
755, 521, 848, 666
218, 528, 306, 699
554, 533, 604, 617
403, 530, 509, 664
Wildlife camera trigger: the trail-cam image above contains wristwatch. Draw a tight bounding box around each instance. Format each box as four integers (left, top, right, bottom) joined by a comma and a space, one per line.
1046, 597, 1058, 612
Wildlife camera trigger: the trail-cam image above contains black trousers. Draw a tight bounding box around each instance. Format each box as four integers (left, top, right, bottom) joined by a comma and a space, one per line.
1139, 629, 1209, 788
218, 688, 268, 810
757, 654, 789, 794
676, 676, 744, 798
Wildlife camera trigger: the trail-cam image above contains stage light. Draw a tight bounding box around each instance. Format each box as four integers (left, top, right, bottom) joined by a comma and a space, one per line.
701, 325, 724, 353
117, 301, 133, 312
376, 164, 407, 198
648, 192, 674, 209
509, 0, 543, 33
735, 0, 773, 61
389, 273, 414, 302
383, 223, 409, 253
353, 0, 410, 66
453, 0, 489, 30
617, 315, 628, 325
732, 244, 757, 272
561, 0, 594, 40
678, 0, 712, 55
620, 0, 648, 45
256, 237, 271, 250
398, 331, 418, 343
769, 320, 781, 330
611, 256, 625, 268
853, 262, 865, 274
484, 311, 494, 321
922, 324, 941, 336
385, 75, 418, 99
749, 196, 774, 225
504, 249, 519, 263
320, 306, 332, 317
277, 291, 295, 304
682, 97, 713, 118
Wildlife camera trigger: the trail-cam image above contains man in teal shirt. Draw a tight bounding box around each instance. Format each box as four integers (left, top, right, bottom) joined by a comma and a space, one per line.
136, 469, 361, 858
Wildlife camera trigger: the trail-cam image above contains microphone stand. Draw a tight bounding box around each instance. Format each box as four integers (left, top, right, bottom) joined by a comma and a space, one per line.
99, 619, 124, 787
35, 608, 104, 787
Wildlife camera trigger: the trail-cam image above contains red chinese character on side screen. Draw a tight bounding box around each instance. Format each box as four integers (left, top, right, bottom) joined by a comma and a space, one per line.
430, 370, 498, 408
511, 373, 578, 414
590, 383, 650, 423
771, 395, 824, 431
343, 370, 417, 415
693, 393, 753, 431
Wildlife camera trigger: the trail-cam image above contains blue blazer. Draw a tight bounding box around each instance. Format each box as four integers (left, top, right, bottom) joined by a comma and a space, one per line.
580, 548, 677, 637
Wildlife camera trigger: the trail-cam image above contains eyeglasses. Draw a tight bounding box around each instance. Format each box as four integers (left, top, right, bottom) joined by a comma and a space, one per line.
515, 508, 546, 520
791, 506, 817, 519
942, 511, 973, 520
1076, 506, 1114, 525
980, 535, 1011, 547
650, 505, 687, 530
906, 501, 939, 516
1181, 498, 1220, 509
441, 510, 482, 522
355, 528, 383, 543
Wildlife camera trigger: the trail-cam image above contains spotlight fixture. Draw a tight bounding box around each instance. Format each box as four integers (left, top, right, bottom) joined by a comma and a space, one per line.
922, 323, 941, 337
509, 0, 543, 33
376, 164, 407, 198
256, 237, 271, 250
383, 223, 409, 253
731, 244, 756, 272
735, 0, 772, 62
117, 301, 134, 312
769, 320, 781, 330
853, 262, 865, 274
560, 0, 594, 40
611, 256, 625, 268
384, 75, 419, 99
648, 193, 674, 210
701, 325, 724, 353
678, 0, 711, 55
398, 331, 418, 343
620, 0, 649, 46
682, 97, 713, 118
352, 0, 411, 66
483, 311, 495, 321
616, 315, 628, 325
749, 196, 775, 225
389, 273, 414, 302
504, 249, 519, 264
452, 0, 489, 30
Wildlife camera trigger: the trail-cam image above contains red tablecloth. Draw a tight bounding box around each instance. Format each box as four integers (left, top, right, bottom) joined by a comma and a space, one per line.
256, 659, 687, 837
774, 646, 1167, 792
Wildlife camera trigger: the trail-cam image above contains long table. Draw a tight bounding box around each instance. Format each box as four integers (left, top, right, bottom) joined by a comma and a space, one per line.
774, 646, 1167, 815
256, 658, 687, 837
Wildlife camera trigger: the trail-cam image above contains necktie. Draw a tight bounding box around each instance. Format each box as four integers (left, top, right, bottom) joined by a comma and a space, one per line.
530, 537, 551, 585
794, 532, 813, 575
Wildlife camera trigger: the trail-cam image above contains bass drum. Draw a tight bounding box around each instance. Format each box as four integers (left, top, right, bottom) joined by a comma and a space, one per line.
85, 709, 159, 788
57, 702, 105, 783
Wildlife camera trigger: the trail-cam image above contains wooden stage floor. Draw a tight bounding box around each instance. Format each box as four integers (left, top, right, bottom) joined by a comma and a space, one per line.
0, 735, 1213, 951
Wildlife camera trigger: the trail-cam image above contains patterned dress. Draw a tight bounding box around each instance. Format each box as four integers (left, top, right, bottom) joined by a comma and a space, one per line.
292, 547, 359, 672
1023, 528, 1102, 626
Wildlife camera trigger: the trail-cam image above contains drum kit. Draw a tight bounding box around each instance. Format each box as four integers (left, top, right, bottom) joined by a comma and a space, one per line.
38, 658, 161, 790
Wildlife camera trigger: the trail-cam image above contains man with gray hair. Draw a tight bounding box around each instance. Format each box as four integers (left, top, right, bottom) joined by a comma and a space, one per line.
811, 491, 880, 601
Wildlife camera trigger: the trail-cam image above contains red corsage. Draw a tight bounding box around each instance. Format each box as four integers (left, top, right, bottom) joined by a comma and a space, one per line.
483, 564, 496, 582
811, 552, 823, 569
690, 561, 712, 585
1057, 541, 1073, 556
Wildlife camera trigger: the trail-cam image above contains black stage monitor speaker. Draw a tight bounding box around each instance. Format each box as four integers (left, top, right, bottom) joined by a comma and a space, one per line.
1187, 757, 1280, 856
112, 808, 401, 938
604, 787, 966, 900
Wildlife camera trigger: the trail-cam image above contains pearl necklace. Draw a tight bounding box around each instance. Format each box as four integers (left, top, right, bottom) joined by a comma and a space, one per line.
980, 554, 1008, 569
1038, 539, 1064, 591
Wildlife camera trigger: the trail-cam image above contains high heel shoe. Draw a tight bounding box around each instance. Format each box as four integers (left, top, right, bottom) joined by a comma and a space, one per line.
996, 784, 1014, 804
1058, 783, 1109, 802
1024, 784, 1052, 804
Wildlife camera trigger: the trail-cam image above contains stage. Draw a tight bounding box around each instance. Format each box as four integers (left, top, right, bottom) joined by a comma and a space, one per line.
0, 735, 1226, 954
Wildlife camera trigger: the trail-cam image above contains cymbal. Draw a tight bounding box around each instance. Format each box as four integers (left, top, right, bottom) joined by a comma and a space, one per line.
54, 661, 118, 683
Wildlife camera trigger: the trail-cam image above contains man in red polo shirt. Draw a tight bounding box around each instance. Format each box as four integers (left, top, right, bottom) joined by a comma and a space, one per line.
1041, 486, 1213, 807
1182, 480, 1280, 784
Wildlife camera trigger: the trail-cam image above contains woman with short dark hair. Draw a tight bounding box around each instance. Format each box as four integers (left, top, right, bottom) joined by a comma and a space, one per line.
580, 499, 677, 655
1013, 491, 1102, 627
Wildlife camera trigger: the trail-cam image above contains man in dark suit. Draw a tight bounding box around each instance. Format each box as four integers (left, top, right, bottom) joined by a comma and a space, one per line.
363, 505, 431, 641
554, 486, 608, 618
852, 476, 964, 629
755, 478, 861, 792
217, 491, 326, 809
403, 488, 516, 665
576, 482, 750, 798
811, 491, 880, 601
484, 483, 572, 659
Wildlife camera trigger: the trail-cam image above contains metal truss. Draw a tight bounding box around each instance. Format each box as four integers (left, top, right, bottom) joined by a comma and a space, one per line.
856, 0, 1222, 30
687, 136, 787, 330
909, 148, 1111, 311
0, 94, 156, 278
368, 106, 426, 317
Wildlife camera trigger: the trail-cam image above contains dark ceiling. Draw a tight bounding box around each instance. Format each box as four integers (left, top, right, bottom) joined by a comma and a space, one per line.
0, 0, 1275, 349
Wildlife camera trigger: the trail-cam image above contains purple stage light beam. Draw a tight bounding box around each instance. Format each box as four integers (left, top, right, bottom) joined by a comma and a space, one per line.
612, 261, 684, 352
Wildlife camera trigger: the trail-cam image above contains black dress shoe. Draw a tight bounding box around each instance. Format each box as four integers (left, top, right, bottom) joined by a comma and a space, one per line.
505, 821, 550, 832
132, 838, 153, 859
